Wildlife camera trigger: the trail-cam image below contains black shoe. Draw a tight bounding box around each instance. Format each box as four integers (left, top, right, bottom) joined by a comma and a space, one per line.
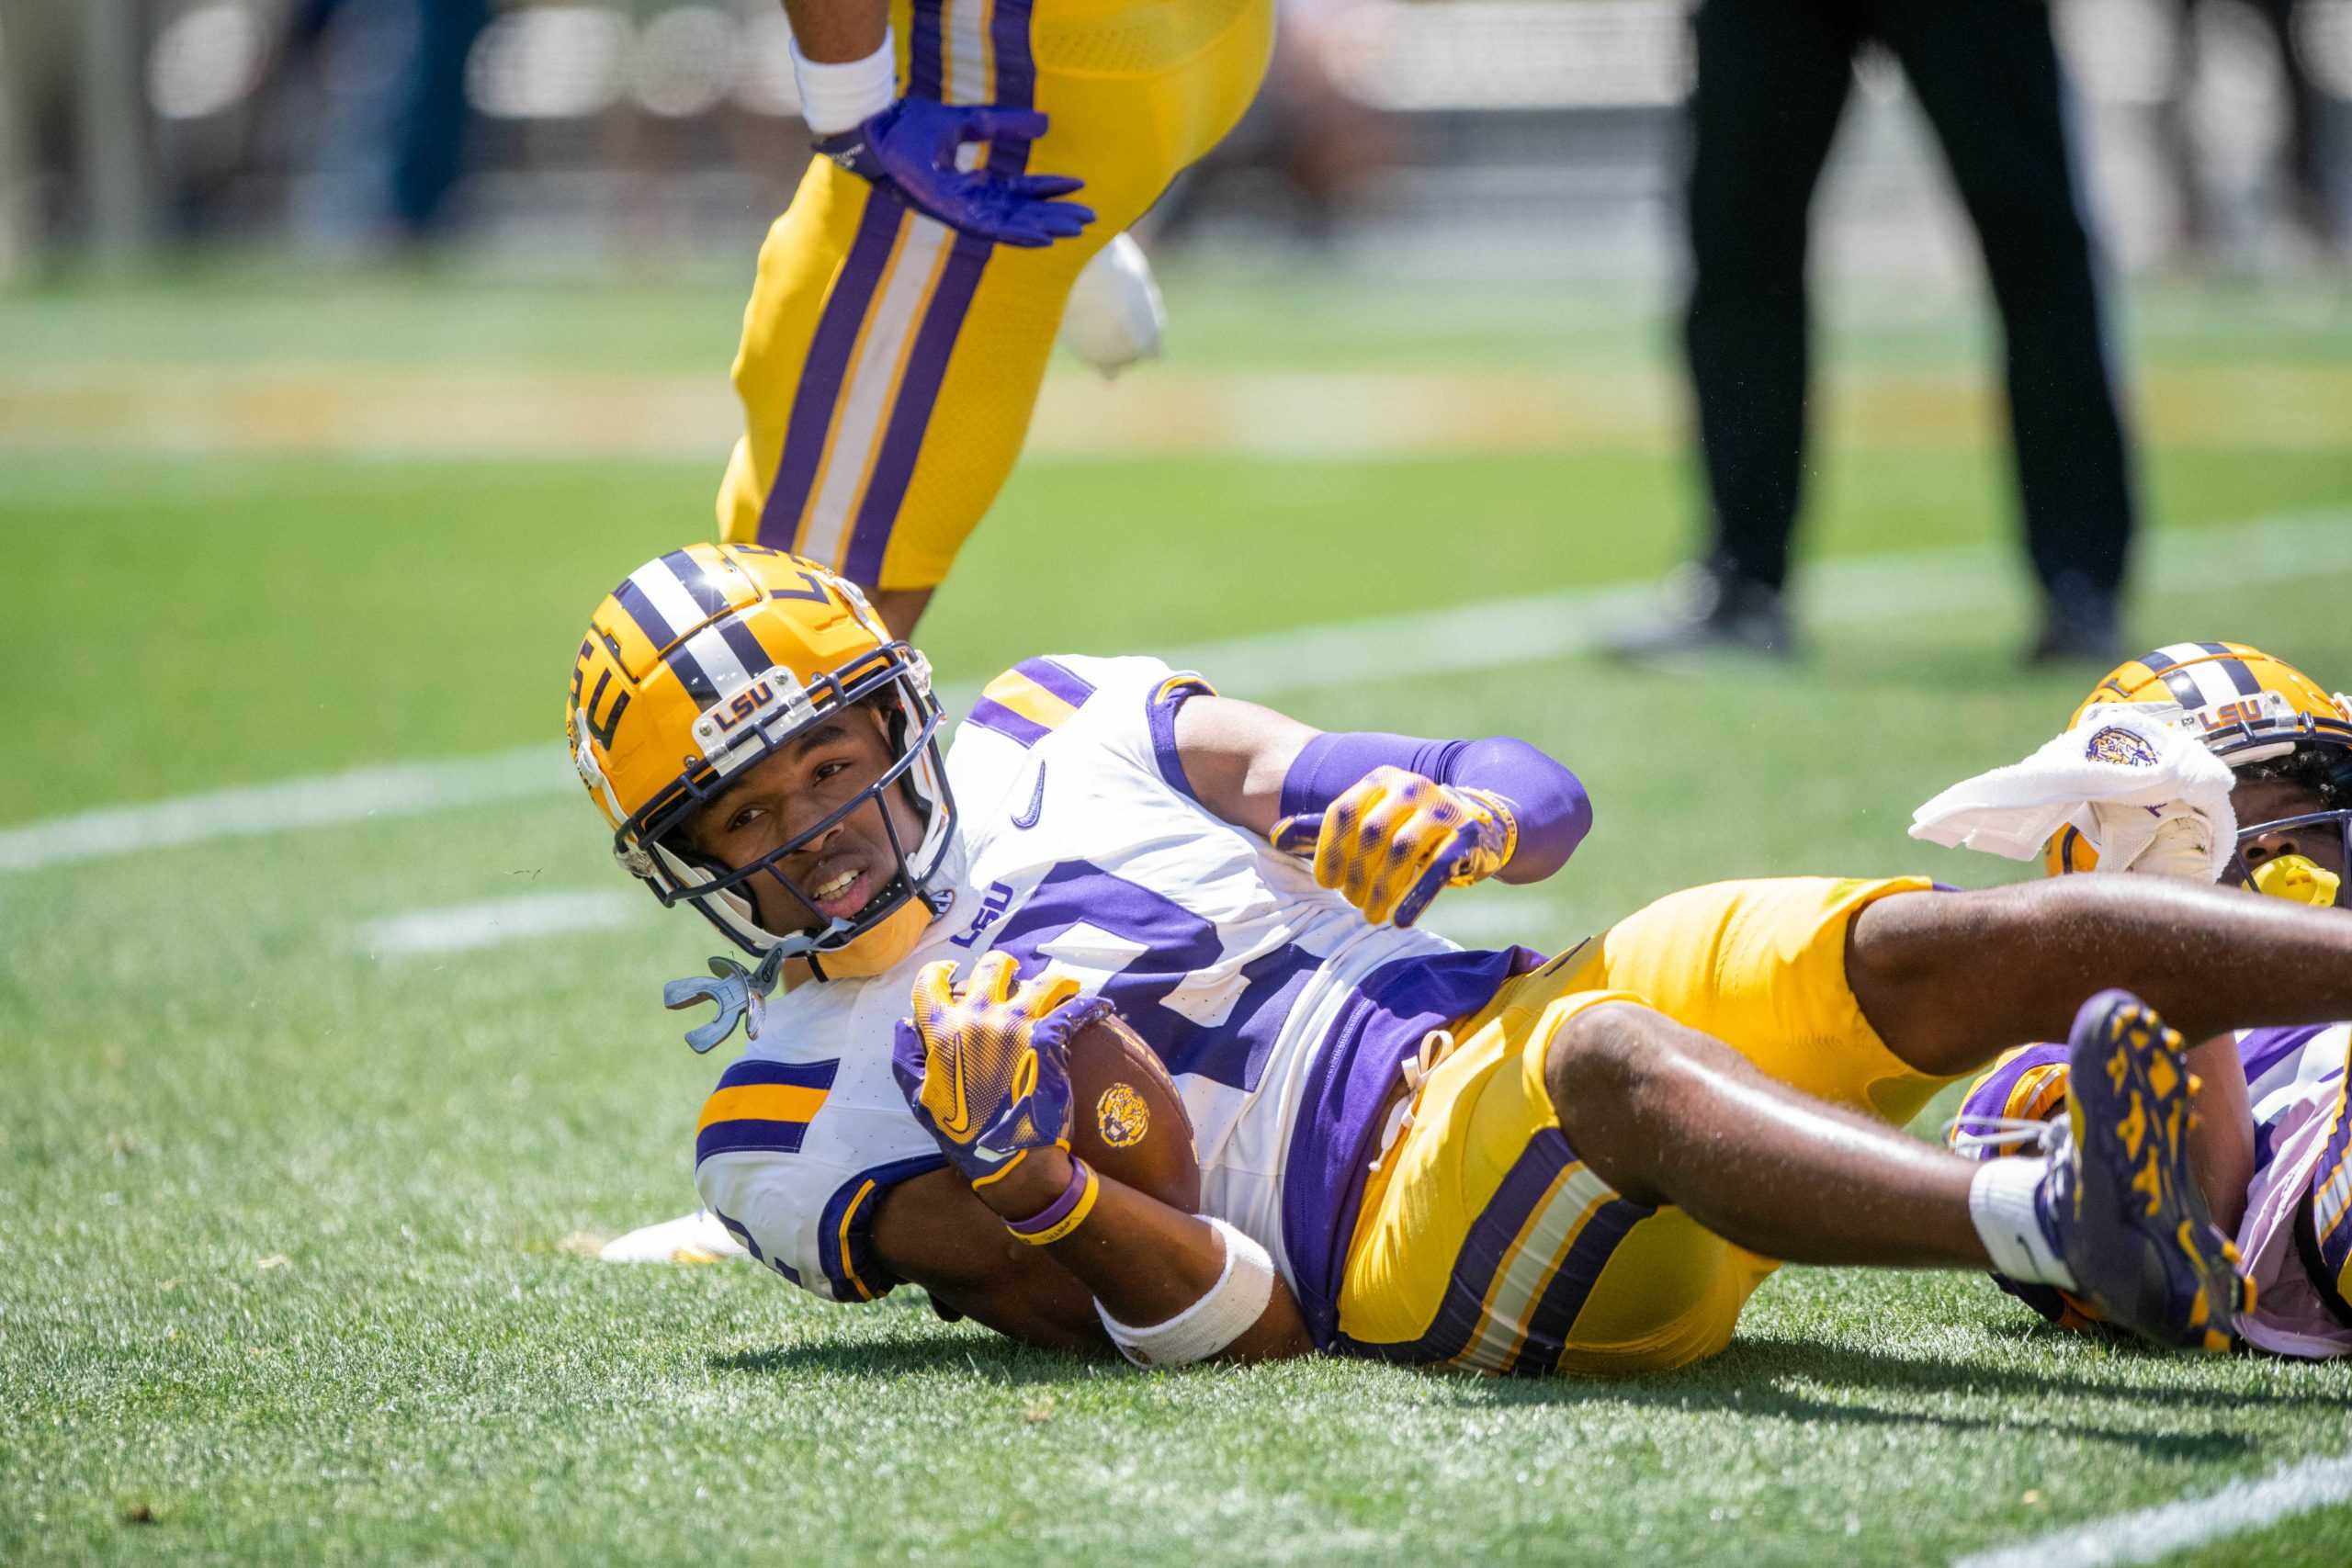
2028, 577, 2123, 666
1604, 559, 1792, 663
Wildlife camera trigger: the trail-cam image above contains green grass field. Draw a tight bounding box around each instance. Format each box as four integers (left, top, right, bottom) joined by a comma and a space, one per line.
4, 265, 2351, 1564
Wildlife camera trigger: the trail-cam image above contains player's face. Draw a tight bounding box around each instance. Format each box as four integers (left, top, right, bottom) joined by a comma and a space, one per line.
2232, 776, 2345, 881
684, 705, 923, 935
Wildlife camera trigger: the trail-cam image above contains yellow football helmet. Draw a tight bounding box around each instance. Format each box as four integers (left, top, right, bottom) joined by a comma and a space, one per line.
565, 543, 956, 975
2044, 641, 2352, 905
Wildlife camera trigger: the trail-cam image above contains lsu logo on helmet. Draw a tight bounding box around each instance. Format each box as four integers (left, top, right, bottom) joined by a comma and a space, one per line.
2044, 641, 2352, 901
565, 543, 957, 973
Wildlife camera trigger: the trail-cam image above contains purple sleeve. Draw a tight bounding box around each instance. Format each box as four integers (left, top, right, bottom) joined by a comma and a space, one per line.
1278, 731, 1593, 881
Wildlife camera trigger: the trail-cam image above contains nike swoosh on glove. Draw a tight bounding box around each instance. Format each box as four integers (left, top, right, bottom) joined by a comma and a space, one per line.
890, 951, 1114, 1188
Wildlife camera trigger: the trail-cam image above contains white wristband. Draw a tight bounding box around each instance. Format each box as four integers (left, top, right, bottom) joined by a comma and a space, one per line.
789, 29, 898, 135
1095, 1216, 1276, 1368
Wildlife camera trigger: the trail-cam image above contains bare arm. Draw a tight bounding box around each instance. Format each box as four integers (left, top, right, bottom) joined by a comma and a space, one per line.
869, 1168, 1108, 1353
1169, 694, 1320, 840
2185, 1032, 2254, 1235
870, 1156, 1316, 1361
779, 0, 886, 63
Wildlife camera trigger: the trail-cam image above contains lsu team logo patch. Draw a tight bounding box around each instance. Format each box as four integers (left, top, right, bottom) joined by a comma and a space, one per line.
1095, 1083, 1149, 1148
2085, 726, 2159, 768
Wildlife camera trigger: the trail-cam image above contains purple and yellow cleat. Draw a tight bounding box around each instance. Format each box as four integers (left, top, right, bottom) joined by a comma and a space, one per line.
2046, 989, 2254, 1352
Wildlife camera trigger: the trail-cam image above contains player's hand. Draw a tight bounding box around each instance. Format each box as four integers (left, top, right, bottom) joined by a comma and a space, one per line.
814, 97, 1095, 248
890, 952, 1113, 1189
1269, 766, 1520, 928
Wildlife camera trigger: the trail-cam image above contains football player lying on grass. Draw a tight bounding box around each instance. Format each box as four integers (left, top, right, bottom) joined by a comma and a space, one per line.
1916, 642, 2352, 1358
568, 546, 2352, 1372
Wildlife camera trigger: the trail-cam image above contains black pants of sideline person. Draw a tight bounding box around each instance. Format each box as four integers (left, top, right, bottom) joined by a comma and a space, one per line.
1683, 0, 2136, 616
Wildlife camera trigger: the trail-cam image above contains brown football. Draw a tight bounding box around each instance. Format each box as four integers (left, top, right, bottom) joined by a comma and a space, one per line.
1065, 1011, 1200, 1212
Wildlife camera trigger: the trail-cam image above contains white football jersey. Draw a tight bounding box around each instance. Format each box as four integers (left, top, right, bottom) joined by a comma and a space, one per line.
2234, 1021, 2352, 1358
692, 654, 1534, 1340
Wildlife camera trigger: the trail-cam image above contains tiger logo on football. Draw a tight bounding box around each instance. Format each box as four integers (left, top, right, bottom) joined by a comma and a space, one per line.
1095, 1083, 1149, 1148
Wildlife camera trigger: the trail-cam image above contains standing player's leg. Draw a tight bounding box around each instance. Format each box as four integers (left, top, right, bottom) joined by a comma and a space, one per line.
715, 0, 1274, 637
1875, 0, 2136, 660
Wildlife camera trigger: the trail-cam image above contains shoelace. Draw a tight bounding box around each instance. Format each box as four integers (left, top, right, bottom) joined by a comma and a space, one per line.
1398, 1029, 1455, 1097
1370, 1030, 1461, 1174
1941, 1112, 2070, 1159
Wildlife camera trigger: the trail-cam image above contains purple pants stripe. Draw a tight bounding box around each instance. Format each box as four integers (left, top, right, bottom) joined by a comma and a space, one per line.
1338, 1130, 1573, 1365
1512, 1194, 1655, 1375
907, 0, 944, 99
836, 0, 1035, 586
756, 191, 906, 551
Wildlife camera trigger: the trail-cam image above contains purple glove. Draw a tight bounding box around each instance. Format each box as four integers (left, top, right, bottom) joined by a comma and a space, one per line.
890, 953, 1115, 1187
814, 97, 1095, 248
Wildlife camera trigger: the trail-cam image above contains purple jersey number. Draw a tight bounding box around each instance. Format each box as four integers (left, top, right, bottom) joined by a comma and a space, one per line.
988, 862, 1319, 1092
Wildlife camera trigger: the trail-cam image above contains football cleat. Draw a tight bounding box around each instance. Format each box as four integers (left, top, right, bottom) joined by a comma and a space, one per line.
598, 1209, 750, 1265
2043, 989, 2253, 1352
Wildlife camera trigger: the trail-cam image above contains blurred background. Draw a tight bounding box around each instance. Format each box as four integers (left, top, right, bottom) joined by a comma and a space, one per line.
6, 0, 2351, 276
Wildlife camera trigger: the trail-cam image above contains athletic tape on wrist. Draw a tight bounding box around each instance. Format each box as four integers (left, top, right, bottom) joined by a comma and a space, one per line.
790, 30, 897, 135
1095, 1216, 1275, 1367
1004, 1158, 1098, 1247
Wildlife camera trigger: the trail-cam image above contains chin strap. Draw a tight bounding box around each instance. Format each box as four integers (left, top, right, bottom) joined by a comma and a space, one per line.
662, 945, 792, 1054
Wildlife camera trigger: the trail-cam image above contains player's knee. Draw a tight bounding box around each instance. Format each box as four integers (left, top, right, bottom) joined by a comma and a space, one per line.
1543, 1002, 1679, 1122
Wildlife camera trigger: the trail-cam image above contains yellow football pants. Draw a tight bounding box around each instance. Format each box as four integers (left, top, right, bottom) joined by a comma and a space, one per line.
716, 0, 1272, 592
1336, 876, 1957, 1377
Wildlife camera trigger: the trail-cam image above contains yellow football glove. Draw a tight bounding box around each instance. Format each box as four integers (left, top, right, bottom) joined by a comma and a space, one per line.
889, 952, 1111, 1188
1269, 765, 1519, 927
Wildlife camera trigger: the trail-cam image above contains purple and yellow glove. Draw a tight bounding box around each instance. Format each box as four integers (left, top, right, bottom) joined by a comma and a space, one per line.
890, 952, 1114, 1189
815, 97, 1095, 248
1269, 765, 1520, 928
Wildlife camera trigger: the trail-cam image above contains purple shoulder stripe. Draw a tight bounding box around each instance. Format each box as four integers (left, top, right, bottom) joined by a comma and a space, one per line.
815, 1153, 945, 1303
1146, 675, 1216, 801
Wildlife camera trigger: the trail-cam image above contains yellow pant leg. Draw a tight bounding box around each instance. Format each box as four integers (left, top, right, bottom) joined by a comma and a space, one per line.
1593, 874, 1956, 1125
716, 0, 1272, 592
1337, 875, 1957, 1376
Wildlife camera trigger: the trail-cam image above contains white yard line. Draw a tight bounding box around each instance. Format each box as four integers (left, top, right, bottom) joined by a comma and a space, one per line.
0, 746, 557, 875
359, 890, 640, 957
1951, 1450, 2352, 1568
3, 507, 2347, 876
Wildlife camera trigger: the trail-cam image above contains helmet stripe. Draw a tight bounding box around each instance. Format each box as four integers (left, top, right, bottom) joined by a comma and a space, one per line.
2158, 667, 2207, 708
665, 639, 719, 707
681, 624, 757, 701
2214, 657, 2263, 696
611, 576, 676, 649
660, 548, 733, 618
714, 613, 772, 679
